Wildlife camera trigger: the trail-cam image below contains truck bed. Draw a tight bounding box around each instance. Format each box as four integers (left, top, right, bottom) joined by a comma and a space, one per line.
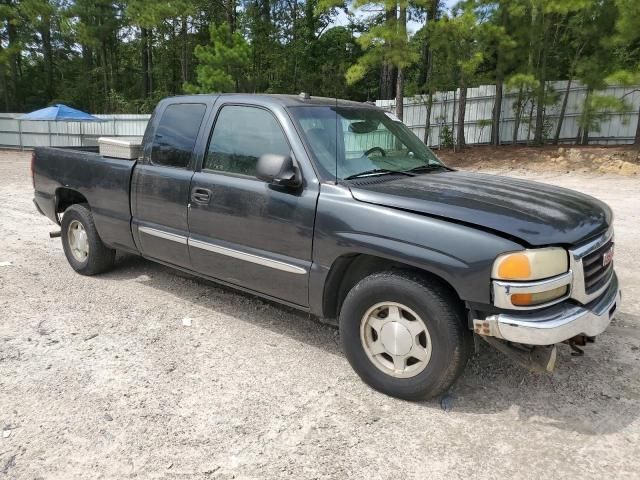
32, 146, 138, 252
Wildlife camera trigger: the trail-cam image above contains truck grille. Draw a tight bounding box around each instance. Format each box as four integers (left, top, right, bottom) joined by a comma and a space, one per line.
582, 239, 614, 294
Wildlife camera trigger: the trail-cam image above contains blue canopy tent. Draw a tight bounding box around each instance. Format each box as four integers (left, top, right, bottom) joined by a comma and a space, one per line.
18, 104, 104, 148
20, 104, 103, 122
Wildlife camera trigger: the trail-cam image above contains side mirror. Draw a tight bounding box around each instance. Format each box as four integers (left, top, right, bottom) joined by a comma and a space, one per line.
256, 154, 301, 188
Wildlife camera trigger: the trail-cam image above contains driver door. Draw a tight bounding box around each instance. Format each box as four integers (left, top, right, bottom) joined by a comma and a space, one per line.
187, 103, 318, 307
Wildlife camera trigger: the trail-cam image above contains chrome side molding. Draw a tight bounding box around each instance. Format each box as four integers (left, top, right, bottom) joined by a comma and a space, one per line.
188, 238, 307, 275
138, 225, 307, 275
138, 225, 188, 245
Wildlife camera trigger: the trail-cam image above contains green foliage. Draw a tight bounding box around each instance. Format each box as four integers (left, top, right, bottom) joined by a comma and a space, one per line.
607, 69, 640, 86
0, 0, 637, 125
429, 10, 484, 84
184, 23, 250, 93
346, 1, 418, 85
613, 0, 640, 44
440, 124, 454, 148
578, 92, 628, 133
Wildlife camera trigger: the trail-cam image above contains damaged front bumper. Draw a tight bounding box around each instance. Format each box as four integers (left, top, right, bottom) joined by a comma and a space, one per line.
474, 273, 620, 346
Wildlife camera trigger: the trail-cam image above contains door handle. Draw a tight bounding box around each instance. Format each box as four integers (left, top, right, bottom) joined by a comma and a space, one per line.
191, 187, 212, 204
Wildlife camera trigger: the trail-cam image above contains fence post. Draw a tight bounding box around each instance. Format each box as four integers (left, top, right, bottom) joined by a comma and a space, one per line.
18, 119, 23, 150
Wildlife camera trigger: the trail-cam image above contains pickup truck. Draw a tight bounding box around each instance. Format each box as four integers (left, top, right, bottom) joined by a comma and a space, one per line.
32, 94, 620, 400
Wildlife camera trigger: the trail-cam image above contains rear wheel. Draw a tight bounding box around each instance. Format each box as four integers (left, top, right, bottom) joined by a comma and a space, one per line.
339, 271, 472, 400
61, 204, 115, 275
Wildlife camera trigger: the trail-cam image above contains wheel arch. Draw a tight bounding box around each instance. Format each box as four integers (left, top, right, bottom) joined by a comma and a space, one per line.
55, 187, 89, 218
321, 252, 464, 321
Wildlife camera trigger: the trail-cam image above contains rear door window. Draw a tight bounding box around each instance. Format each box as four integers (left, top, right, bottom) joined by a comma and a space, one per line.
151, 103, 207, 168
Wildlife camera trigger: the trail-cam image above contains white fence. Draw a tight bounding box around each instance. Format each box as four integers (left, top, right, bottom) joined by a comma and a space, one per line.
376, 81, 640, 147
0, 114, 150, 149
2, 81, 639, 149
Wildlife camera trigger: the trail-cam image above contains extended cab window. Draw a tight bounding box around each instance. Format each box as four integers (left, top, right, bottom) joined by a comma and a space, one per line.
151, 103, 206, 168
205, 105, 289, 176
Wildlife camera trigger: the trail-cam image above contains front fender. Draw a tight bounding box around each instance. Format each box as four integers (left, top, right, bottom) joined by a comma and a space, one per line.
310, 184, 523, 316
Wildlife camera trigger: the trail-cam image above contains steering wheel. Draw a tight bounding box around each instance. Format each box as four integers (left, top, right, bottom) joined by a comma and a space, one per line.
364, 146, 387, 157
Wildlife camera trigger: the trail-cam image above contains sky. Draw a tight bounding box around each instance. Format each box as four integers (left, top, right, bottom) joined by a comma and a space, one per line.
333, 0, 459, 35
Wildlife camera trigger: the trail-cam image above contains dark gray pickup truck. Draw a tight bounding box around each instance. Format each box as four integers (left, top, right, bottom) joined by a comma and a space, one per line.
33, 94, 620, 399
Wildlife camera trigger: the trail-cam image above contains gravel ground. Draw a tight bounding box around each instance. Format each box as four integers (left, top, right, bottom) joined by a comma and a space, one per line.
1, 150, 639, 479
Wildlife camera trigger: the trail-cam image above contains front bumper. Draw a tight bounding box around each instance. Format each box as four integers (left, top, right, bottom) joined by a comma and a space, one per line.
473, 272, 620, 345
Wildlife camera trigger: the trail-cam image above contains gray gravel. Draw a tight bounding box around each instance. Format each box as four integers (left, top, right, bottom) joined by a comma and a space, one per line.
1, 151, 639, 479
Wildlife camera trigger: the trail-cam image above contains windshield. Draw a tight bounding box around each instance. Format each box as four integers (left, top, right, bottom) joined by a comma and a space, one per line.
289, 106, 443, 180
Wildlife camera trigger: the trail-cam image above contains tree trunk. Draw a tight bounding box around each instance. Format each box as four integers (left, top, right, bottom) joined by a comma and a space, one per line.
148, 30, 154, 94
141, 28, 150, 98
395, 68, 404, 121
533, 11, 548, 144
424, 91, 433, 144
491, 78, 503, 145
577, 88, 592, 145
379, 65, 395, 99
581, 127, 590, 145
227, 0, 236, 33
635, 104, 640, 146
417, 0, 439, 92
7, 18, 20, 110
533, 81, 546, 144
417, 43, 428, 91
526, 100, 535, 144
451, 90, 456, 151
491, 6, 507, 146
379, 6, 397, 100
100, 45, 109, 101
180, 17, 189, 85
41, 16, 54, 102
302, 0, 316, 93
395, 3, 407, 121
82, 44, 94, 111
0, 63, 8, 111
553, 78, 572, 145
457, 84, 467, 149
291, 0, 298, 93
512, 87, 523, 145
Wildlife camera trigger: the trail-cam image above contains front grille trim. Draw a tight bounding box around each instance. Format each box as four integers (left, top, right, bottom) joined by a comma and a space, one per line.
569, 227, 614, 305
585, 262, 614, 293
582, 238, 614, 294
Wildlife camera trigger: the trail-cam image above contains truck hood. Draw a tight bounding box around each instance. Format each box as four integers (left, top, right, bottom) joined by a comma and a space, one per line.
348, 171, 611, 247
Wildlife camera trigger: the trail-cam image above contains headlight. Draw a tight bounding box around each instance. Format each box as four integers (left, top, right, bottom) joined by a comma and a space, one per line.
492, 248, 568, 281
492, 248, 570, 308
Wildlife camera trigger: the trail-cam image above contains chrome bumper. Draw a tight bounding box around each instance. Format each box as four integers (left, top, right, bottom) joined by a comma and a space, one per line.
474, 273, 620, 346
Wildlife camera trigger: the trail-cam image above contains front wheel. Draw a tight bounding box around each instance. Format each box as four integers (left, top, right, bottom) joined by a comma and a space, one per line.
61, 204, 115, 275
339, 271, 472, 400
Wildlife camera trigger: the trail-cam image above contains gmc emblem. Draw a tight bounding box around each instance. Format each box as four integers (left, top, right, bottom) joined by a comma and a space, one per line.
602, 245, 614, 267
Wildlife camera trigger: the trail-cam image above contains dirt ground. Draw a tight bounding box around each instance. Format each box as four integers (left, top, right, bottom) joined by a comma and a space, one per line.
439, 144, 640, 176
1, 148, 639, 479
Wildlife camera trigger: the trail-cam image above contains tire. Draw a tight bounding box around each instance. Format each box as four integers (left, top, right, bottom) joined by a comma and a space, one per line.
339, 271, 472, 400
61, 204, 115, 275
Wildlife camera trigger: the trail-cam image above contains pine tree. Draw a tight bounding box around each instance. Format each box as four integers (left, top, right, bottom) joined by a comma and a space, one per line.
184, 22, 250, 93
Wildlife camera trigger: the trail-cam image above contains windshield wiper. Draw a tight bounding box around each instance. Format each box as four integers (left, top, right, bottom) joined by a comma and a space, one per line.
403, 164, 451, 174
344, 168, 415, 180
